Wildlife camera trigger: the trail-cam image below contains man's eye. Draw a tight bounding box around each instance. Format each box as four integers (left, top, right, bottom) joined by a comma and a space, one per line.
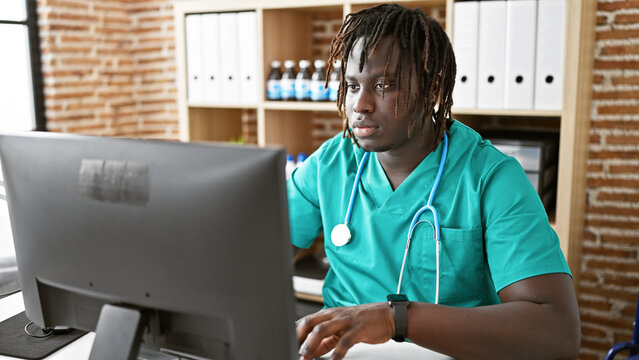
375, 83, 394, 90
347, 84, 359, 91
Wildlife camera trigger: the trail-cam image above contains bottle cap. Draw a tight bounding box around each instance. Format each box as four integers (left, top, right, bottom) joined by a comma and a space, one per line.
287, 154, 294, 161
314, 59, 326, 69
284, 60, 296, 69
271, 60, 281, 68
296, 153, 308, 163
299, 60, 311, 68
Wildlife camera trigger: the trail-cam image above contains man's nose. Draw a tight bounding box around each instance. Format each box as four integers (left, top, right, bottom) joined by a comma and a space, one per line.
353, 89, 375, 113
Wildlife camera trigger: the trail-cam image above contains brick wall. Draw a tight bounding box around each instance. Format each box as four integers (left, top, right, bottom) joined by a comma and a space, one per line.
35, 1, 639, 358
579, 1, 639, 359
38, 0, 178, 138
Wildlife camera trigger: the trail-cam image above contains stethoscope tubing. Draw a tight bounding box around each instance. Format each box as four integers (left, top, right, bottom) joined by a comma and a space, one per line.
344, 152, 370, 225
333, 133, 449, 304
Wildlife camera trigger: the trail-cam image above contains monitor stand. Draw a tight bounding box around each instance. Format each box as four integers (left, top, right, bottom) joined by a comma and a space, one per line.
89, 304, 147, 360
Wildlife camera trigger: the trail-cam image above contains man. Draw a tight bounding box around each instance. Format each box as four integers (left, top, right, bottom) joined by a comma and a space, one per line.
288, 4, 580, 360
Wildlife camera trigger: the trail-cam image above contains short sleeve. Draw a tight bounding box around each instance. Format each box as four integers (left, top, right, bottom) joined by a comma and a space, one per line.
481, 157, 571, 292
287, 145, 325, 249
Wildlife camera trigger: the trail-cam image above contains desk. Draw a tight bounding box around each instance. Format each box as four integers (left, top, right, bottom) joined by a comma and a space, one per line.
0, 292, 452, 360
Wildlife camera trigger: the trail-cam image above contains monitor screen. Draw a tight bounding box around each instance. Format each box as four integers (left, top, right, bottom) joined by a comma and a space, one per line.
0, 132, 298, 360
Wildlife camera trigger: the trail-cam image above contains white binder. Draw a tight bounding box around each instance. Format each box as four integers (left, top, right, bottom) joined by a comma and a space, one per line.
534, 0, 566, 111
202, 13, 221, 103
504, 0, 537, 110
185, 14, 205, 103
452, 1, 479, 109
237, 11, 259, 104
477, 0, 507, 109
219, 12, 240, 104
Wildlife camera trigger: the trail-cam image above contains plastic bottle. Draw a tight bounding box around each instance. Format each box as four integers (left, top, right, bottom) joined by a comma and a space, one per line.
281, 60, 297, 101
328, 60, 341, 102
310, 60, 329, 101
295, 60, 312, 101
285, 154, 296, 179
266, 61, 282, 100
295, 153, 308, 168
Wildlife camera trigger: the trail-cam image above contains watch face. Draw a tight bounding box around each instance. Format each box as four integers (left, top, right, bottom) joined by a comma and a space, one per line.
387, 294, 409, 302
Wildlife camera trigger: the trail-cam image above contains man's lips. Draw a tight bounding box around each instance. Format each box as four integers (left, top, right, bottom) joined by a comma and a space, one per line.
353, 126, 377, 137
351, 120, 378, 138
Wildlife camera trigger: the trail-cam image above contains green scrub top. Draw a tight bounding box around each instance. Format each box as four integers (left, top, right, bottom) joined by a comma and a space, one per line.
287, 121, 570, 308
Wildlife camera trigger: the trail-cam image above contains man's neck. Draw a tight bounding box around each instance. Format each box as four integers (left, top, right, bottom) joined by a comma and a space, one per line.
378, 121, 439, 191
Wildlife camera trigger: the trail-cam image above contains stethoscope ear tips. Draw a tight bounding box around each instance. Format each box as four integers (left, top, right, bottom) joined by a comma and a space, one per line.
331, 223, 352, 247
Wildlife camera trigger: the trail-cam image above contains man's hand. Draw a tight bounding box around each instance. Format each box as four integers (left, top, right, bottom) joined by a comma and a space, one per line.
296, 302, 395, 360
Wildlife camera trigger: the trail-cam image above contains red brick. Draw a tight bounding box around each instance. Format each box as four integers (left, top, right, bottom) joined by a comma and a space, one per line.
587, 176, 639, 188
66, 124, 109, 133
47, 113, 93, 122
598, 0, 639, 11
596, 29, 639, 40
593, 74, 604, 84
587, 163, 603, 172
579, 298, 612, 312
61, 58, 102, 66
585, 258, 639, 273
593, 89, 639, 100
586, 206, 639, 217
582, 311, 636, 330
582, 243, 637, 257
609, 164, 639, 173
614, 13, 639, 24
597, 15, 608, 25
137, 15, 173, 23
607, 135, 639, 145
43, 24, 90, 32
93, 4, 127, 13
66, 102, 105, 111
58, 13, 99, 22
602, 274, 639, 287
596, 104, 639, 114
585, 217, 639, 230
578, 352, 600, 360
622, 304, 638, 317
591, 120, 639, 130
45, 91, 94, 100
612, 76, 639, 86
601, 44, 639, 56
581, 337, 617, 353
601, 234, 639, 246
39, 0, 88, 10
103, 16, 130, 25
588, 150, 639, 160
95, 26, 129, 34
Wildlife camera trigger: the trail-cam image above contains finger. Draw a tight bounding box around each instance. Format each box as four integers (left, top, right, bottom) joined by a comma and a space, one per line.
301, 317, 350, 358
317, 335, 340, 356
296, 309, 339, 345
300, 335, 339, 360
330, 332, 358, 360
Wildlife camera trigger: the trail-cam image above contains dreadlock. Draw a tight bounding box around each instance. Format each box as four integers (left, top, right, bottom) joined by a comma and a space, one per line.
326, 4, 456, 151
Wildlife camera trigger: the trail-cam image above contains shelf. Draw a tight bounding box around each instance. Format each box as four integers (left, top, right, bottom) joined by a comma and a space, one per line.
452, 108, 562, 117
188, 102, 258, 109
264, 101, 339, 112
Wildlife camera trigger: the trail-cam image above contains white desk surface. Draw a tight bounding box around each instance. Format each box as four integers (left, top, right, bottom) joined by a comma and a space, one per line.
0, 292, 452, 360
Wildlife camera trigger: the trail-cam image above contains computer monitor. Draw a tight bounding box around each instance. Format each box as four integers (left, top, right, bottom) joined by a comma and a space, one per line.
0, 132, 298, 360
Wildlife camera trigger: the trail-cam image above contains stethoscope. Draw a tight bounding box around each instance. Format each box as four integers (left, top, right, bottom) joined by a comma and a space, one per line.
330, 133, 449, 304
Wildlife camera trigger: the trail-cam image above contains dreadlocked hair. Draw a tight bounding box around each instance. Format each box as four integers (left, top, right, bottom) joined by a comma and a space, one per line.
326, 3, 456, 151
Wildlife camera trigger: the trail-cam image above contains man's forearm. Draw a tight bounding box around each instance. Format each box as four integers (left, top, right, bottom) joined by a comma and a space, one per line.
406, 300, 580, 360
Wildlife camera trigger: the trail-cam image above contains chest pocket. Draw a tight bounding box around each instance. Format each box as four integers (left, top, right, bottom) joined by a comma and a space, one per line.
407, 226, 487, 304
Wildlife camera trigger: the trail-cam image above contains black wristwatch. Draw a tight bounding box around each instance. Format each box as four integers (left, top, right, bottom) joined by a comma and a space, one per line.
386, 293, 410, 342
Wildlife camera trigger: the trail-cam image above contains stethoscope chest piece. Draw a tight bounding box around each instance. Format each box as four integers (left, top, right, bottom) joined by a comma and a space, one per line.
331, 223, 352, 247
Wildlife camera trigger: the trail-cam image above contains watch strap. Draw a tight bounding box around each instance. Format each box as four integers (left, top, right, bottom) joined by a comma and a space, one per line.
387, 294, 409, 342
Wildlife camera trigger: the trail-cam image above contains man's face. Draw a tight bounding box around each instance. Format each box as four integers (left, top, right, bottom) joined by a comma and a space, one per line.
344, 36, 425, 153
